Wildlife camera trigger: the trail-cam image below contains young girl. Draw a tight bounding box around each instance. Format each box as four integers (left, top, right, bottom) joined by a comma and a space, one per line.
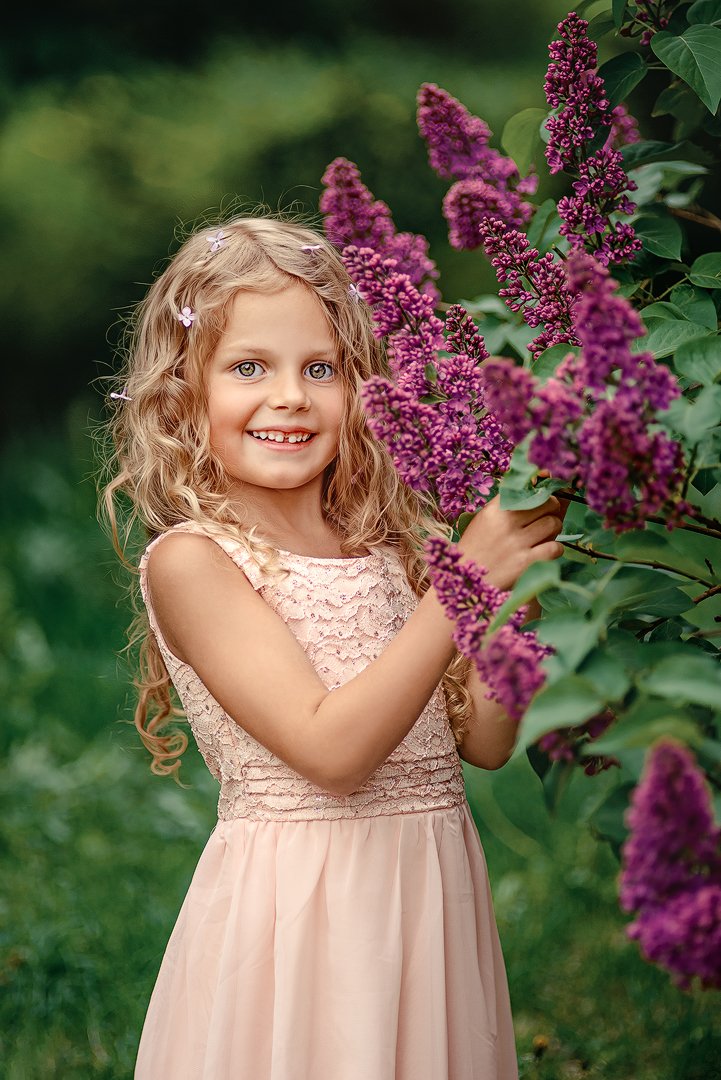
103, 214, 563, 1080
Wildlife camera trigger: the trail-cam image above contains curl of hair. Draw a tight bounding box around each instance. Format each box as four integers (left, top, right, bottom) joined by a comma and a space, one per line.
98, 211, 472, 776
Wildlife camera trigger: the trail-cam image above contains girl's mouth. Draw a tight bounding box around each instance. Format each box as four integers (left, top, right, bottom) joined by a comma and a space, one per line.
247, 430, 317, 446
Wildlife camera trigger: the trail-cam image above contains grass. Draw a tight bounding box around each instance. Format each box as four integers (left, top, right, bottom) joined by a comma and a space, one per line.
1, 426, 719, 1078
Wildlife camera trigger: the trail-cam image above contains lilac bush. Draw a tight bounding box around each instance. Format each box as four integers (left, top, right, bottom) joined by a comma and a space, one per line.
320, 2, 721, 990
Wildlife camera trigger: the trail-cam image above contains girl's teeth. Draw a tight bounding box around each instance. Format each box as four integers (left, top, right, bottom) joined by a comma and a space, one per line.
250, 431, 312, 443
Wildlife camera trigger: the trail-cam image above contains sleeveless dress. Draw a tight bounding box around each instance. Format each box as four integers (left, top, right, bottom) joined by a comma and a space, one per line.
135, 524, 518, 1080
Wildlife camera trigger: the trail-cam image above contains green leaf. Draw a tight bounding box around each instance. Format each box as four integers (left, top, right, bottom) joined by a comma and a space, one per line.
540, 759, 575, 813
587, 9, 617, 37
687, 482, 721, 522
613, 528, 711, 582
535, 612, 604, 675
526, 198, 561, 253
621, 138, 712, 168
424, 362, 438, 383
590, 698, 701, 754
637, 317, 712, 358
673, 335, 721, 385
665, 384, 721, 443
587, 782, 634, 846
651, 27, 721, 114
687, 0, 721, 25
634, 211, 684, 260
669, 284, 718, 329
640, 301, 689, 321
597, 53, 648, 108
532, 343, 578, 382
591, 566, 694, 618
637, 651, 721, 709
578, 647, 632, 701
517, 674, 605, 750
501, 107, 547, 176
689, 252, 721, 289
486, 561, 562, 634
613, 0, 628, 27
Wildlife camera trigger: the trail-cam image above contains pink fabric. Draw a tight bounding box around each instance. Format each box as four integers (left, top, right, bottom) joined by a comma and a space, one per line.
135, 525, 518, 1078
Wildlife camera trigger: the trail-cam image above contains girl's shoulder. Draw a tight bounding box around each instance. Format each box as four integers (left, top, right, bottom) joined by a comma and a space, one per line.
139, 521, 266, 590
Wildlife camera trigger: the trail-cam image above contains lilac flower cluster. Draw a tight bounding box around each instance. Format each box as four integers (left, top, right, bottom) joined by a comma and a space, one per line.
362, 353, 511, 519
479, 218, 579, 360
320, 158, 439, 297
538, 709, 619, 775
417, 83, 536, 249
339, 239, 512, 517
544, 14, 640, 265
544, 12, 612, 174
558, 148, 642, 266
620, 741, 721, 989
424, 536, 551, 720
340, 244, 445, 395
481, 253, 687, 532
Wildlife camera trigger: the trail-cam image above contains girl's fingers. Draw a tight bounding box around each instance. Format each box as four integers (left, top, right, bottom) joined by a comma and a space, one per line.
524, 514, 563, 546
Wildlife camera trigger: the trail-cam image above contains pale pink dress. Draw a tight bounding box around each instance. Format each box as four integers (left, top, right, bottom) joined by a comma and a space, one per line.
135, 524, 518, 1080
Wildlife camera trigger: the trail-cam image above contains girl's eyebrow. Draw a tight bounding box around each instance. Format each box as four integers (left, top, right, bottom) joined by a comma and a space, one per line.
219, 343, 337, 359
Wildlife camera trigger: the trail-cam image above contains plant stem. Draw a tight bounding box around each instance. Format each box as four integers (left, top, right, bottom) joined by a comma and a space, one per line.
561, 539, 714, 586
556, 488, 721, 541
693, 583, 721, 605
670, 207, 721, 234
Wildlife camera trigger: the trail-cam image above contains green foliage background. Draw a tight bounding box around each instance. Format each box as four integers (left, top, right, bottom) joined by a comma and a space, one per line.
2, 2, 721, 1075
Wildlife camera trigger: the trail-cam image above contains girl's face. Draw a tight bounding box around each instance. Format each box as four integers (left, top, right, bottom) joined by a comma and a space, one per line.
206, 284, 345, 503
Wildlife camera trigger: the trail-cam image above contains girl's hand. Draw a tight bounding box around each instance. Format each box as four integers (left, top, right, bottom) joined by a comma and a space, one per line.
456, 494, 565, 592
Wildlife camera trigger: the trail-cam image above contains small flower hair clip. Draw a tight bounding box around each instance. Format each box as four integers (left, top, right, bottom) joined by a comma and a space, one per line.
348, 283, 363, 302
177, 306, 196, 328
301, 244, 323, 253
206, 230, 227, 253
109, 386, 132, 402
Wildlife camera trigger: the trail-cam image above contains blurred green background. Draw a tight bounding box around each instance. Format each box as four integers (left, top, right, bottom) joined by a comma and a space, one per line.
2, 2, 720, 1076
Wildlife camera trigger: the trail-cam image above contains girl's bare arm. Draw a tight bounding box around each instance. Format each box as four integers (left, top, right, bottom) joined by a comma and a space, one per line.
147, 498, 562, 794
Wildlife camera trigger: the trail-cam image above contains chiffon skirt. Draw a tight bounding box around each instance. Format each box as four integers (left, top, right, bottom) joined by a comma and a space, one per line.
134, 804, 518, 1080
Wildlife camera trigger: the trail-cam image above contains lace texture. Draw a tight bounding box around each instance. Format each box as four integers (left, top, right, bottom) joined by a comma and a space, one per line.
139, 524, 465, 821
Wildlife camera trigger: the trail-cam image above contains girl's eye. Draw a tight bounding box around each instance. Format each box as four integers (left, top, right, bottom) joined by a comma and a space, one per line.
306, 362, 335, 381
234, 361, 263, 378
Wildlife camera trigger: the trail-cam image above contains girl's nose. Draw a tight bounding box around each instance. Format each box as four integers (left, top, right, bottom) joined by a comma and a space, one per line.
268, 373, 311, 410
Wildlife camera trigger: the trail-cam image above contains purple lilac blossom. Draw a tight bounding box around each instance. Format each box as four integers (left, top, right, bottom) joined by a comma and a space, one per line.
544, 12, 611, 174
480, 253, 686, 531
444, 304, 487, 360
479, 218, 579, 359
544, 15, 639, 265
424, 537, 551, 719
320, 158, 439, 296
620, 741, 721, 989
628, 882, 721, 990
362, 357, 511, 519
620, 741, 721, 912
417, 83, 536, 243
557, 148, 642, 265
443, 179, 533, 250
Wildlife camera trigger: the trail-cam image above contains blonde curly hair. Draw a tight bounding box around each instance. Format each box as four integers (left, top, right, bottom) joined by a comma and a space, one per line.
99, 213, 472, 776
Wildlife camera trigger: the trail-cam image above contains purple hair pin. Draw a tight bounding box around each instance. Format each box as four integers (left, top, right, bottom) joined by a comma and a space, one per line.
177, 306, 196, 328
206, 230, 227, 253
110, 386, 132, 402
301, 244, 323, 253
348, 283, 363, 302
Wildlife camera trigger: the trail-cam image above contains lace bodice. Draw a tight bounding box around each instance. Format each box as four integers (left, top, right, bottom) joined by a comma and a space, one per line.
139, 524, 465, 821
